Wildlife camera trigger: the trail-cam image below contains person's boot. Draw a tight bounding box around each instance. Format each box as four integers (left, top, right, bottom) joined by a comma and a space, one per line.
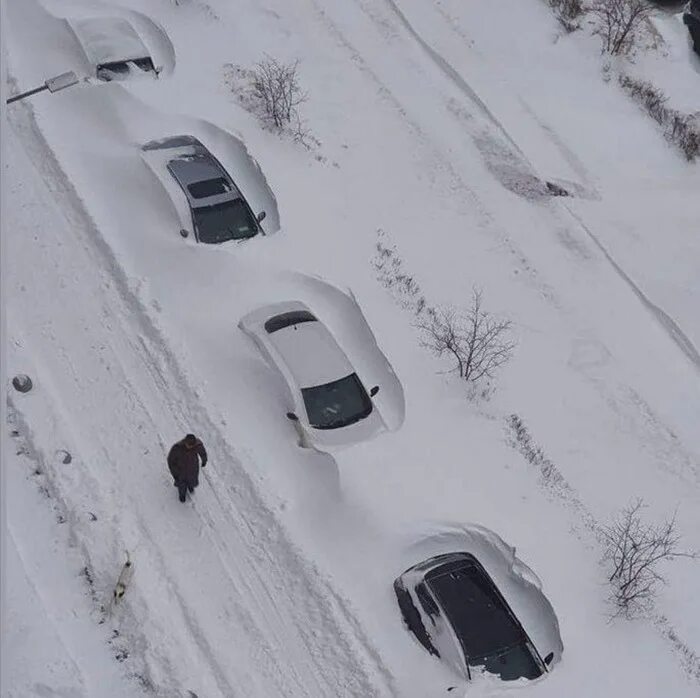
178, 483, 188, 503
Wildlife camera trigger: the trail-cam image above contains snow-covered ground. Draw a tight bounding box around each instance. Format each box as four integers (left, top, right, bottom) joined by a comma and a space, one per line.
3, 0, 699, 696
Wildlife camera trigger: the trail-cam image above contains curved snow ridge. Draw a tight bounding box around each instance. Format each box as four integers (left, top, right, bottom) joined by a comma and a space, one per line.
8, 102, 396, 697
367, 0, 700, 376
377, 0, 528, 160
306, 0, 561, 309
349, 0, 556, 204
343, 0, 699, 376
564, 205, 700, 374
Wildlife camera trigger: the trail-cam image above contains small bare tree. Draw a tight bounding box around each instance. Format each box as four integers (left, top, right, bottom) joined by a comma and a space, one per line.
250, 56, 307, 130
417, 288, 516, 385
590, 0, 651, 55
601, 499, 697, 618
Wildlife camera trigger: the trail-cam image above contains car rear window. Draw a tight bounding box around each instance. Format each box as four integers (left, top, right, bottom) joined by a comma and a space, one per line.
265, 311, 317, 334
187, 177, 232, 199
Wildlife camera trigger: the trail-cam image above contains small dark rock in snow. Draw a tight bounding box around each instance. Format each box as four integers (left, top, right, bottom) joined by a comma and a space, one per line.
12, 374, 33, 393
10, 429, 20, 437
56, 449, 72, 464
88, 512, 98, 522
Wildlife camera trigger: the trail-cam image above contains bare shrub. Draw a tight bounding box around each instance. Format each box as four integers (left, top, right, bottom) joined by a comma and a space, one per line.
548, 0, 585, 31
601, 499, 697, 618
250, 56, 307, 130
619, 75, 700, 161
591, 0, 651, 55
508, 414, 564, 486
372, 230, 428, 315
668, 112, 700, 161
417, 288, 516, 385
619, 75, 667, 122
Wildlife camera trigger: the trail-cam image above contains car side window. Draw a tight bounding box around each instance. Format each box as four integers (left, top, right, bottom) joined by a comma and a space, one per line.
417, 584, 439, 618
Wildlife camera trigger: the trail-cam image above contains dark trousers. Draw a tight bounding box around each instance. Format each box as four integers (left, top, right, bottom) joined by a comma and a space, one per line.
175, 480, 197, 502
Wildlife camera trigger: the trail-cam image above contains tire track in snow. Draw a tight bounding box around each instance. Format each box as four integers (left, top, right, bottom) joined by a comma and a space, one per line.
364, 0, 700, 374
8, 101, 395, 697
564, 205, 700, 373
376, 0, 529, 161
311, 0, 700, 482
305, 0, 561, 309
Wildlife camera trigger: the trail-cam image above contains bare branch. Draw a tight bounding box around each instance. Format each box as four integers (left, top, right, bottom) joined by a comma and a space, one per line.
416, 288, 516, 388
248, 55, 310, 136
601, 499, 698, 618
590, 0, 651, 56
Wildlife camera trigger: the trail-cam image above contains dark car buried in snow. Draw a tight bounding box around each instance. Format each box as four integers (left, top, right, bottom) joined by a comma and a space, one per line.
685, 0, 700, 55
141, 135, 267, 244
394, 539, 562, 684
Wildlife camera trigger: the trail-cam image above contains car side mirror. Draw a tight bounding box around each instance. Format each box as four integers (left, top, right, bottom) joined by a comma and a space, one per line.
370, 386, 380, 397
256, 211, 266, 223
286, 412, 299, 422
544, 652, 554, 666
180, 228, 189, 238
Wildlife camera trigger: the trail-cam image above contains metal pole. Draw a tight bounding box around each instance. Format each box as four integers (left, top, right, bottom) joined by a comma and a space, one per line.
6, 71, 80, 105
6, 84, 49, 104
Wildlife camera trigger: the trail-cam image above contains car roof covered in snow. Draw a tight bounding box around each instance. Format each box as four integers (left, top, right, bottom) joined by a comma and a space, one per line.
143, 135, 243, 205
167, 155, 227, 189
267, 319, 354, 388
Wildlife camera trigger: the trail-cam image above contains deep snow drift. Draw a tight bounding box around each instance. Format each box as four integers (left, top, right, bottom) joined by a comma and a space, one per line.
3, 0, 699, 696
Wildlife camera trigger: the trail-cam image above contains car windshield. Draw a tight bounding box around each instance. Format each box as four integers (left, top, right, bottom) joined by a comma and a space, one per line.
301, 373, 372, 430
427, 563, 543, 681
471, 640, 542, 681
187, 177, 232, 199
193, 200, 258, 243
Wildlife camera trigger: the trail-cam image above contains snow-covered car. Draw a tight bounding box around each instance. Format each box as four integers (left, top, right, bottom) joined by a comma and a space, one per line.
141, 135, 268, 244
685, 0, 700, 55
394, 527, 563, 683
238, 300, 391, 451
67, 15, 166, 82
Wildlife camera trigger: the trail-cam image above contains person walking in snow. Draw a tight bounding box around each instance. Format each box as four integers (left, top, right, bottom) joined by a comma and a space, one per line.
167, 434, 208, 503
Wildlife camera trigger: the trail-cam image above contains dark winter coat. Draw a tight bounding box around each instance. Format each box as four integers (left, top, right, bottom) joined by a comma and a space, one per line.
167, 437, 208, 486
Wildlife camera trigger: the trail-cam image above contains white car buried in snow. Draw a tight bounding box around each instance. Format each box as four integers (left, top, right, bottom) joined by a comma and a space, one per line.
67, 13, 171, 82
239, 301, 393, 451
